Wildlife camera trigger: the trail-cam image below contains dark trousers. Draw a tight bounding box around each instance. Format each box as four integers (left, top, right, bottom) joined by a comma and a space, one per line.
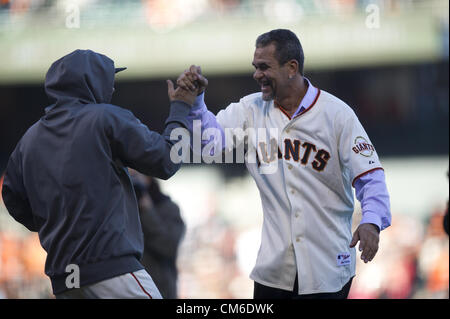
254, 275, 353, 299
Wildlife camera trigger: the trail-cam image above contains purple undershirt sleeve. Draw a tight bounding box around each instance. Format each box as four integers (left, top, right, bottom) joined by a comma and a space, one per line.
187, 92, 225, 155
354, 169, 392, 231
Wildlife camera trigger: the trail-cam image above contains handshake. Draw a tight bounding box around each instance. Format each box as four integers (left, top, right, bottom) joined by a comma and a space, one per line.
167, 65, 208, 106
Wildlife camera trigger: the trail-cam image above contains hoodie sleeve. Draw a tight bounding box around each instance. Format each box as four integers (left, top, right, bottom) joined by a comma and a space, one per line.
2, 147, 38, 232
104, 102, 191, 180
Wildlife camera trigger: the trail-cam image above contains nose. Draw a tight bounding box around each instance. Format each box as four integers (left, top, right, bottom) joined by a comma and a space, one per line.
253, 69, 263, 81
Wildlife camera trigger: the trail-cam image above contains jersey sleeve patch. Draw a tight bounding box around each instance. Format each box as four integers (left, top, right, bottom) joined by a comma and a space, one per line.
352, 136, 376, 157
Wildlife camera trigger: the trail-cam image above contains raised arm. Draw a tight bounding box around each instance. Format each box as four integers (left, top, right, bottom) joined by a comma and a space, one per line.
105, 82, 198, 179
175, 65, 253, 160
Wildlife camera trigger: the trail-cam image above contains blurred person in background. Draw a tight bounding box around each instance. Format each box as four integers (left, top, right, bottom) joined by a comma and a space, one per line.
1, 49, 197, 299
444, 206, 449, 236
177, 28, 391, 299
130, 170, 186, 299
419, 210, 449, 298
0, 0, 10, 10
444, 171, 448, 236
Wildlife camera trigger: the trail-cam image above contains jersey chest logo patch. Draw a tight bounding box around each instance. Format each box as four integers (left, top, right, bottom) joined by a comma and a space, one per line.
352, 136, 375, 157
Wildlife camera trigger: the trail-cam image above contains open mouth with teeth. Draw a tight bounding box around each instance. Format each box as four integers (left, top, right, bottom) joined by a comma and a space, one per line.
260, 79, 272, 93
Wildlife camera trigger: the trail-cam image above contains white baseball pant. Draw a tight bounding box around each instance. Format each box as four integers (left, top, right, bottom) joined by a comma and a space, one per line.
55, 269, 163, 299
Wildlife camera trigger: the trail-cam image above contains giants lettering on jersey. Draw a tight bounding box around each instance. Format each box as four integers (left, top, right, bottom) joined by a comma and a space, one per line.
256, 138, 331, 172
352, 136, 375, 157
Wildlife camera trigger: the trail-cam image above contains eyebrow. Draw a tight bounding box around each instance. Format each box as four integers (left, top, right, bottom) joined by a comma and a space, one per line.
252, 62, 269, 68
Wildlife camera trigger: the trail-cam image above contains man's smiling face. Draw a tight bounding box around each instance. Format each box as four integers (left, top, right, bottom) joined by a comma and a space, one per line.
252, 43, 289, 101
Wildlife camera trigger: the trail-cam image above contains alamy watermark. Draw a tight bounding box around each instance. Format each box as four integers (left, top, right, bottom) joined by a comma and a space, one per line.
169, 120, 280, 175
365, 4, 380, 29
65, 3, 80, 29
65, 264, 80, 289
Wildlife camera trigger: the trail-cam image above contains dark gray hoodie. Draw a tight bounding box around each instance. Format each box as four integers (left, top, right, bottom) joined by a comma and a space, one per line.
1, 49, 191, 294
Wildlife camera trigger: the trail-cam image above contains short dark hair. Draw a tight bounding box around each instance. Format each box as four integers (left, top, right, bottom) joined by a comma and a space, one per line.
255, 29, 304, 75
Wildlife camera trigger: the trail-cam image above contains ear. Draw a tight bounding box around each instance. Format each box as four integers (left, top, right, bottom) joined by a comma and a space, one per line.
286, 59, 299, 78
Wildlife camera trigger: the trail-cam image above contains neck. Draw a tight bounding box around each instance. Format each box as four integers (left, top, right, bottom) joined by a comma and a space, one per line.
275, 76, 307, 115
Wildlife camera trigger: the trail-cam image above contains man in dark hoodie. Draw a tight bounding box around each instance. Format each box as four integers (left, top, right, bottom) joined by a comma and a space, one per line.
1, 49, 198, 298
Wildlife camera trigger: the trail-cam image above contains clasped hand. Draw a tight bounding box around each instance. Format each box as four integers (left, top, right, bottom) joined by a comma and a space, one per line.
167, 65, 208, 106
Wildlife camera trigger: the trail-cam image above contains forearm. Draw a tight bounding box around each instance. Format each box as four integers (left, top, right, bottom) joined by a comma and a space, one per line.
188, 93, 225, 154
354, 169, 391, 231
163, 100, 192, 138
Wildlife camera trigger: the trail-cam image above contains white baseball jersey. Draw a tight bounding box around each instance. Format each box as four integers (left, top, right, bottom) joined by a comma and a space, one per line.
214, 81, 383, 294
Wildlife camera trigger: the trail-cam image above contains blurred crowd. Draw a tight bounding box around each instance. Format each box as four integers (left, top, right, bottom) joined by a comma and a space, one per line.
177, 203, 449, 299
0, 171, 448, 299
0, 0, 422, 13
349, 207, 449, 299
0, 231, 51, 298
0, 0, 440, 31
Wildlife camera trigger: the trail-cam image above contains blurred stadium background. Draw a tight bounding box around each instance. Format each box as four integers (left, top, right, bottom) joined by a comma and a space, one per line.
0, 0, 448, 299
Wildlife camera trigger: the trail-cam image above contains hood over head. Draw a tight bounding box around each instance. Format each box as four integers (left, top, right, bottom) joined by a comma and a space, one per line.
44, 50, 121, 109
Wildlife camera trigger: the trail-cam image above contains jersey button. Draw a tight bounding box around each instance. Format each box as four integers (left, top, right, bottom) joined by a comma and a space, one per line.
296, 237, 301, 242
290, 189, 295, 194
295, 213, 299, 218
288, 164, 293, 170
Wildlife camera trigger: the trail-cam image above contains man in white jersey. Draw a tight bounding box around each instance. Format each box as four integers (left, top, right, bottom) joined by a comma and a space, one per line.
177, 29, 391, 299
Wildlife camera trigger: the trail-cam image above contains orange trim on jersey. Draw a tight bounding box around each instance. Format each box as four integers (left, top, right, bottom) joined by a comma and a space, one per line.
130, 272, 153, 299
352, 167, 384, 187
293, 89, 321, 119
277, 104, 292, 120
275, 89, 321, 121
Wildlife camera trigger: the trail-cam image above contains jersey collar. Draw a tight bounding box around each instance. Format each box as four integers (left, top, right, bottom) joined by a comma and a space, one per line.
275, 77, 319, 120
